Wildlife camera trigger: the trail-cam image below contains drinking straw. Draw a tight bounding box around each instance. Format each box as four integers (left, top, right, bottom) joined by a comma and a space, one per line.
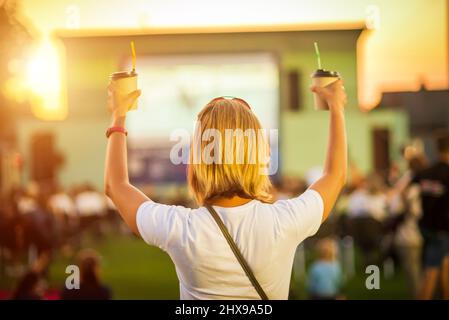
314, 42, 322, 70
130, 41, 136, 72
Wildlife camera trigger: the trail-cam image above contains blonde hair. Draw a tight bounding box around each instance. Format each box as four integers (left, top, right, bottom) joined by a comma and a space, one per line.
188, 98, 273, 205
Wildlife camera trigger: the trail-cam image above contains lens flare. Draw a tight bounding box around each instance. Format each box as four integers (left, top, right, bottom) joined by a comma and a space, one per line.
26, 39, 66, 120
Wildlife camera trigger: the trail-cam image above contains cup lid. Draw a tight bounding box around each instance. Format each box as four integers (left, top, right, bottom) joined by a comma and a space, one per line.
110, 70, 137, 79
311, 69, 339, 77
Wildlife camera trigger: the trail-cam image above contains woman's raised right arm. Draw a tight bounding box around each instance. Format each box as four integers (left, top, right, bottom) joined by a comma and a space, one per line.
309, 80, 348, 222
104, 83, 149, 235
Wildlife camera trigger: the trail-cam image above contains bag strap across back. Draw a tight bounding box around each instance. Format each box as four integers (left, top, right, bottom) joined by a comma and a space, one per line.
205, 205, 269, 300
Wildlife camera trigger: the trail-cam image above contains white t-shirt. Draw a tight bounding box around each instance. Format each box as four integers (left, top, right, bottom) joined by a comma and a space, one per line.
136, 189, 324, 300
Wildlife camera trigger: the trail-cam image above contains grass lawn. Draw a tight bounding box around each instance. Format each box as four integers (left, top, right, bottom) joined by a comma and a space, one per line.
291, 243, 411, 300
1, 232, 410, 299
49, 234, 180, 299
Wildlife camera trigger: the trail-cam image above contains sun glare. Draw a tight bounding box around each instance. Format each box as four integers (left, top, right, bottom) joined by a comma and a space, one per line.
26, 39, 67, 120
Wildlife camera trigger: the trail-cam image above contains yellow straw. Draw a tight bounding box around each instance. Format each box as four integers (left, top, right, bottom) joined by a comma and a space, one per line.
130, 41, 136, 72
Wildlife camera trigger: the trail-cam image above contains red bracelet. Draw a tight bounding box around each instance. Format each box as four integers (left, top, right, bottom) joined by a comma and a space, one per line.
106, 126, 128, 138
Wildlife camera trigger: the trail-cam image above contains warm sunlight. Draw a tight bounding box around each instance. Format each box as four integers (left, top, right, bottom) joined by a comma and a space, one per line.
25, 38, 66, 120
1, 0, 448, 306
20, 0, 447, 110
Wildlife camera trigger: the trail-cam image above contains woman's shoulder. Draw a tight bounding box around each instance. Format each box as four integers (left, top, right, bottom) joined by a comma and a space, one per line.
138, 200, 194, 215
270, 189, 324, 210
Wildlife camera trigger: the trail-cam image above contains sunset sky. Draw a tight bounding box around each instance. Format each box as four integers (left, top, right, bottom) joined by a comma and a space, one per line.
17, 0, 448, 109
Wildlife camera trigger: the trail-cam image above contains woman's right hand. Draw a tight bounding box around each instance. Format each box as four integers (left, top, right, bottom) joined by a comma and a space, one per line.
107, 81, 141, 119
311, 79, 347, 112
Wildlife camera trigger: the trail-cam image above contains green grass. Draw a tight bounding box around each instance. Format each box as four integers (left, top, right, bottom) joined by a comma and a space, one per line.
48, 234, 180, 299
1, 233, 409, 299
291, 243, 410, 300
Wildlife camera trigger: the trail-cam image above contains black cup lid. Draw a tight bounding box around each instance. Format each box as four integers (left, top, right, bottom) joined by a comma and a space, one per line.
311, 69, 339, 77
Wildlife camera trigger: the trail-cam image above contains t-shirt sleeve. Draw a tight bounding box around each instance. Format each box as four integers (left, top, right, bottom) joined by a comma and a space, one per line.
136, 201, 187, 251
273, 189, 324, 243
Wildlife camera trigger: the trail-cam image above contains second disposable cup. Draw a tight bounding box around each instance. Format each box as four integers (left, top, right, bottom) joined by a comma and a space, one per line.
311, 69, 340, 110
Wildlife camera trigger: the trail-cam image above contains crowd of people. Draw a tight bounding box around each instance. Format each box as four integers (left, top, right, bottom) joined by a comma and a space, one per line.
0, 133, 448, 300
0, 182, 120, 259
0, 182, 119, 299
285, 132, 449, 300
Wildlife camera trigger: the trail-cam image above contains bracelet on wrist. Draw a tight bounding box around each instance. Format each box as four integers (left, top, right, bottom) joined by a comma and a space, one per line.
106, 126, 128, 138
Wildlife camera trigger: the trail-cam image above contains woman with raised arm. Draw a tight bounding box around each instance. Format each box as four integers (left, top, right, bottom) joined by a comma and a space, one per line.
104, 79, 347, 300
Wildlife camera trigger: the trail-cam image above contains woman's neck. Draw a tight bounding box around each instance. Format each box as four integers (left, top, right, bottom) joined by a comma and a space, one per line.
209, 196, 253, 208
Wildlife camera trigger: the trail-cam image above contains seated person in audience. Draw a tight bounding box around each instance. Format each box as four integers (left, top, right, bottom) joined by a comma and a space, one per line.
307, 238, 343, 300
11, 252, 50, 300
61, 249, 112, 300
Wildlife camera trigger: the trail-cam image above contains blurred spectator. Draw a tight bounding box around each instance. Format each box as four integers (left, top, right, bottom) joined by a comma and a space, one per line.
0, 198, 18, 260
307, 238, 342, 300
48, 187, 77, 217
347, 173, 387, 266
48, 187, 78, 250
75, 184, 107, 217
392, 155, 427, 298
11, 252, 50, 300
347, 173, 388, 222
414, 131, 449, 300
60, 249, 112, 300
75, 184, 107, 235
11, 272, 44, 300
16, 183, 40, 216
16, 183, 54, 257
388, 161, 402, 187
